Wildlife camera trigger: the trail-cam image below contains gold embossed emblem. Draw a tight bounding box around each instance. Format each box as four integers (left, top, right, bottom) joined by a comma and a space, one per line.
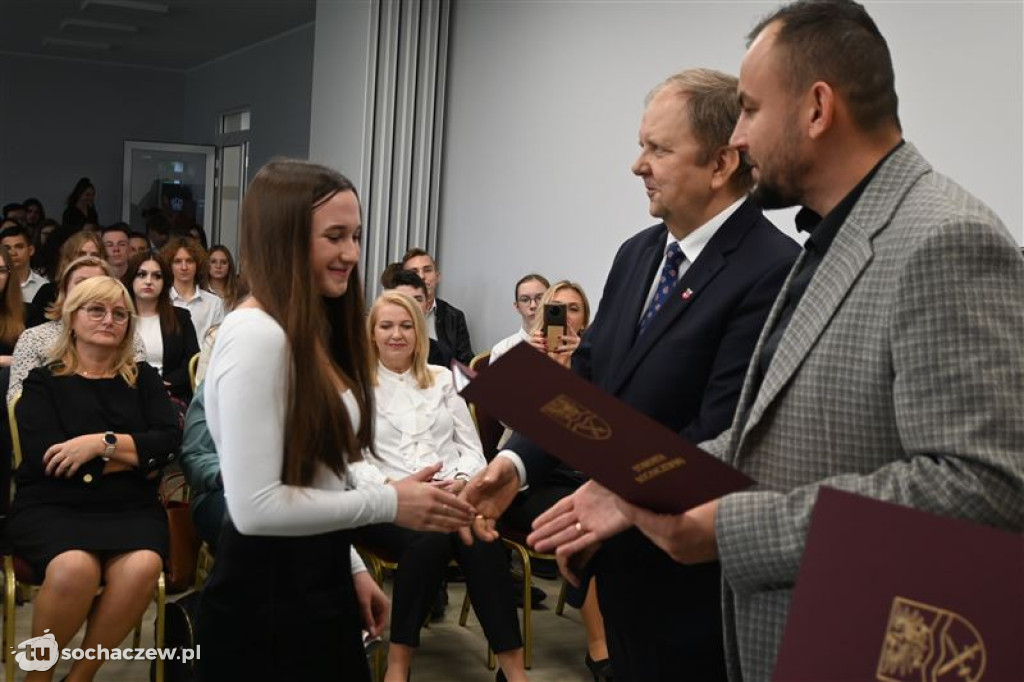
539, 394, 612, 440
876, 596, 986, 682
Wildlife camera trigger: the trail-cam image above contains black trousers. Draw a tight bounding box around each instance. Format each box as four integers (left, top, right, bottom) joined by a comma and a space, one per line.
357, 524, 522, 652
596, 529, 727, 682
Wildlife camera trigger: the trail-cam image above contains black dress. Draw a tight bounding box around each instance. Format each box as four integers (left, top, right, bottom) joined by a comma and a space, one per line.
197, 522, 371, 682
4, 363, 181, 576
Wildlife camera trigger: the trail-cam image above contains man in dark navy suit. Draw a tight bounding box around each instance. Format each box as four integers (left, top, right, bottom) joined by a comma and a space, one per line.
461, 69, 799, 681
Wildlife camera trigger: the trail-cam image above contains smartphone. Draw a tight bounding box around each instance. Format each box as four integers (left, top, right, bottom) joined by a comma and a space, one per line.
542, 303, 567, 352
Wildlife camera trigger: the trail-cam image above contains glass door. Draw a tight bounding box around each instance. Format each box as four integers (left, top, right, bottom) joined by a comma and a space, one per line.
122, 141, 216, 239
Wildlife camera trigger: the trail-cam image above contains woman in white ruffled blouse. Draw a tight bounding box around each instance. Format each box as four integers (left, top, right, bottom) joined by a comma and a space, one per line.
358, 291, 527, 682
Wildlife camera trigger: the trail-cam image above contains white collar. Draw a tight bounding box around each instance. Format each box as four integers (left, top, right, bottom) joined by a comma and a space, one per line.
667, 196, 745, 263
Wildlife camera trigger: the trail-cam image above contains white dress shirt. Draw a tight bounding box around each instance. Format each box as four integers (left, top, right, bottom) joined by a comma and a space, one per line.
170, 286, 224, 344
489, 327, 532, 363
353, 362, 486, 486
20, 270, 48, 304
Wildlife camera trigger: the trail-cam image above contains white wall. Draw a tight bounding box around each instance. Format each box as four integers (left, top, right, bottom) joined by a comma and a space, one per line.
0, 53, 185, 227
183, 23, 316, 178
308, 0, 377, 192
438, 0, 1024, 351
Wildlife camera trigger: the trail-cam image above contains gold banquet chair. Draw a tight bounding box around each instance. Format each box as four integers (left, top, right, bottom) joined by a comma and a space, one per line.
2, 394, 167, 682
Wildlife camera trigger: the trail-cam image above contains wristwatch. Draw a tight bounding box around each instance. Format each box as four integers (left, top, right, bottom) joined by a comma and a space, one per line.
102, 431, 117, 461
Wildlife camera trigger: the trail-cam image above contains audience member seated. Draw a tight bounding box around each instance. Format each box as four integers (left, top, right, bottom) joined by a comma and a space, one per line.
180, 383, 224, 553
490, 273, 550, 364
525, 279, 590, 369
0, 244, 28, 369
1, 224, 48, 305
22, 198, 45, 231
145, 213, 172, 251
61, 177, 99, 231
31, 219, 62, 278
355, 292, 526, 682
499, 279, 612, 680
401, 247, 474, 364
162, 236, 224, 343
127, 231, 150, 258
102, 223, 131, 279
4, 276, 180, 682
29, 230, 106, 327
206, 245, 245, 311
123, 251, 200, 408
8, 256, 145, 405
3, 203, 26, 224
382, 266, 452, 368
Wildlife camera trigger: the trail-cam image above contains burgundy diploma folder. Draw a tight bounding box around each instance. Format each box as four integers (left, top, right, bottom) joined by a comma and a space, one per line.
773, 487, 1023, 681
454, 343, 754, 514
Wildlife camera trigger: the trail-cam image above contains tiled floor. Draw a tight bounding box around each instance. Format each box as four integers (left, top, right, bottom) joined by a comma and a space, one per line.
7, 576, 594, 681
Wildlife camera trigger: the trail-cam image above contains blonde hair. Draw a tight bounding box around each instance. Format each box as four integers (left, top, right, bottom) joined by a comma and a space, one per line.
367, 291, 434, 389
46, 256, 113, 321
49, 276, 138, 386
529, 280, 591, 334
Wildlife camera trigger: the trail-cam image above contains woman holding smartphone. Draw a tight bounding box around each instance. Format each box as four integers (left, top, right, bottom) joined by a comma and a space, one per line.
197, 160, 475, 681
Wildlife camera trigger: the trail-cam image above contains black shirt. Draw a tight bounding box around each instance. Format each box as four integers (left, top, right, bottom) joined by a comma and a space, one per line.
751, 141, 904, 399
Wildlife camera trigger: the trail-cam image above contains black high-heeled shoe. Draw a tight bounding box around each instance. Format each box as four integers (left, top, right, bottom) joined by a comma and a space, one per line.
585, 653, 614, 682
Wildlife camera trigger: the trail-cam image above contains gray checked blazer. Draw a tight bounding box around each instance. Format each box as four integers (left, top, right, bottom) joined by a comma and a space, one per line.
703, 142, 1024, 682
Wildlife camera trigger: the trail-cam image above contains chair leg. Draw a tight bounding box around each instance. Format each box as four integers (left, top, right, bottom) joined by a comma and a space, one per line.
4, 557, 16, 682
458, 590, 472, 627
154, 572, 166, 682
504, 541, 533, 669
555, 578, 568, 616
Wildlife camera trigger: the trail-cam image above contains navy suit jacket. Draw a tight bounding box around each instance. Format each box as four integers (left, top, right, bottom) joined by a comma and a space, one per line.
510, 198, 800, 484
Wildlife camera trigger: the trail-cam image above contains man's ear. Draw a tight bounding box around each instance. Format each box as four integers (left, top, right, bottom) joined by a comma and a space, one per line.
807, 81, 835, 140
709, 146, 741, 191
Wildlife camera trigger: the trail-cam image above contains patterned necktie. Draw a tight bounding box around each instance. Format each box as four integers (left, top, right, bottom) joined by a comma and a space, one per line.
638, 241, 685, 335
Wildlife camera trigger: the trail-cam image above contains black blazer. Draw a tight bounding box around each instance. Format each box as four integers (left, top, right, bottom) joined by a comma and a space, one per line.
511, 199, 799, 481
506, 199, 799, 677
160, 307, 200, 402
434, 298, 474, 365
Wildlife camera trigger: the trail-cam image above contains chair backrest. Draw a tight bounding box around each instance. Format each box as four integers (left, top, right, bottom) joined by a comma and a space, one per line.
8, 392, 21, 469
188, 352, 201, 391
467, 351, 505, 460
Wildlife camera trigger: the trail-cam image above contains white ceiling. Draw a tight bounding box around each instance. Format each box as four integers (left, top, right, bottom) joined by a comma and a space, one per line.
0, 0, 316, 70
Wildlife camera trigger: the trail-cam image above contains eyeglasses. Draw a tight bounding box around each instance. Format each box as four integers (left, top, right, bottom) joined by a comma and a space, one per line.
79, 305, 130, 325
517, 294, 544, 305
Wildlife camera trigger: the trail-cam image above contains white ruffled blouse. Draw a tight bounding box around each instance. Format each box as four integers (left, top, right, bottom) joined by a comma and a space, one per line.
354, 362, 486, 486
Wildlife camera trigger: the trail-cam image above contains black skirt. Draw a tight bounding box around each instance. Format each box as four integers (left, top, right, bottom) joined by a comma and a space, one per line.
197, 517, 370, 682
5, 498, 168, 577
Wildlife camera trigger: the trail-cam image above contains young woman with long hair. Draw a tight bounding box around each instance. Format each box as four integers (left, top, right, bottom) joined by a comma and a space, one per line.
123, 250, 200, 405
205, 244, 244, 311
29, 230, 107, 325
161, 236, 224, 343
197, 159, 475, 681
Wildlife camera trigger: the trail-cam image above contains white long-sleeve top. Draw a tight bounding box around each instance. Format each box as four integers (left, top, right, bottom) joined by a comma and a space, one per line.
354, 363, 486, 486
205, 308, 397, 561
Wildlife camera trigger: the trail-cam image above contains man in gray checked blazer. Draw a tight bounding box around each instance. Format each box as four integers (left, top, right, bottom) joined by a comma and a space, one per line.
527, 1, 1024, 681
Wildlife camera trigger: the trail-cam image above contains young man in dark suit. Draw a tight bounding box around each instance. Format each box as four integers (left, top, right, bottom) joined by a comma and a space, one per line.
461, 69, 799, 681
401, 248, 474, 364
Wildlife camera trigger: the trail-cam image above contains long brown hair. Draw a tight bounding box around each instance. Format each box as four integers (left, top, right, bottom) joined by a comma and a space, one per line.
206, 245, 243, 308
0, 246, 24, 346
122, 250, 179, 336
241, 159, 373, 485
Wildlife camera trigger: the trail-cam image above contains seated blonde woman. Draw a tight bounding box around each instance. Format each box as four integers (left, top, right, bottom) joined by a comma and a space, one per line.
355, 291, 527, 682
4, 276, 181, 682
525, 279, 590, 368
7, 256, 146, 405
